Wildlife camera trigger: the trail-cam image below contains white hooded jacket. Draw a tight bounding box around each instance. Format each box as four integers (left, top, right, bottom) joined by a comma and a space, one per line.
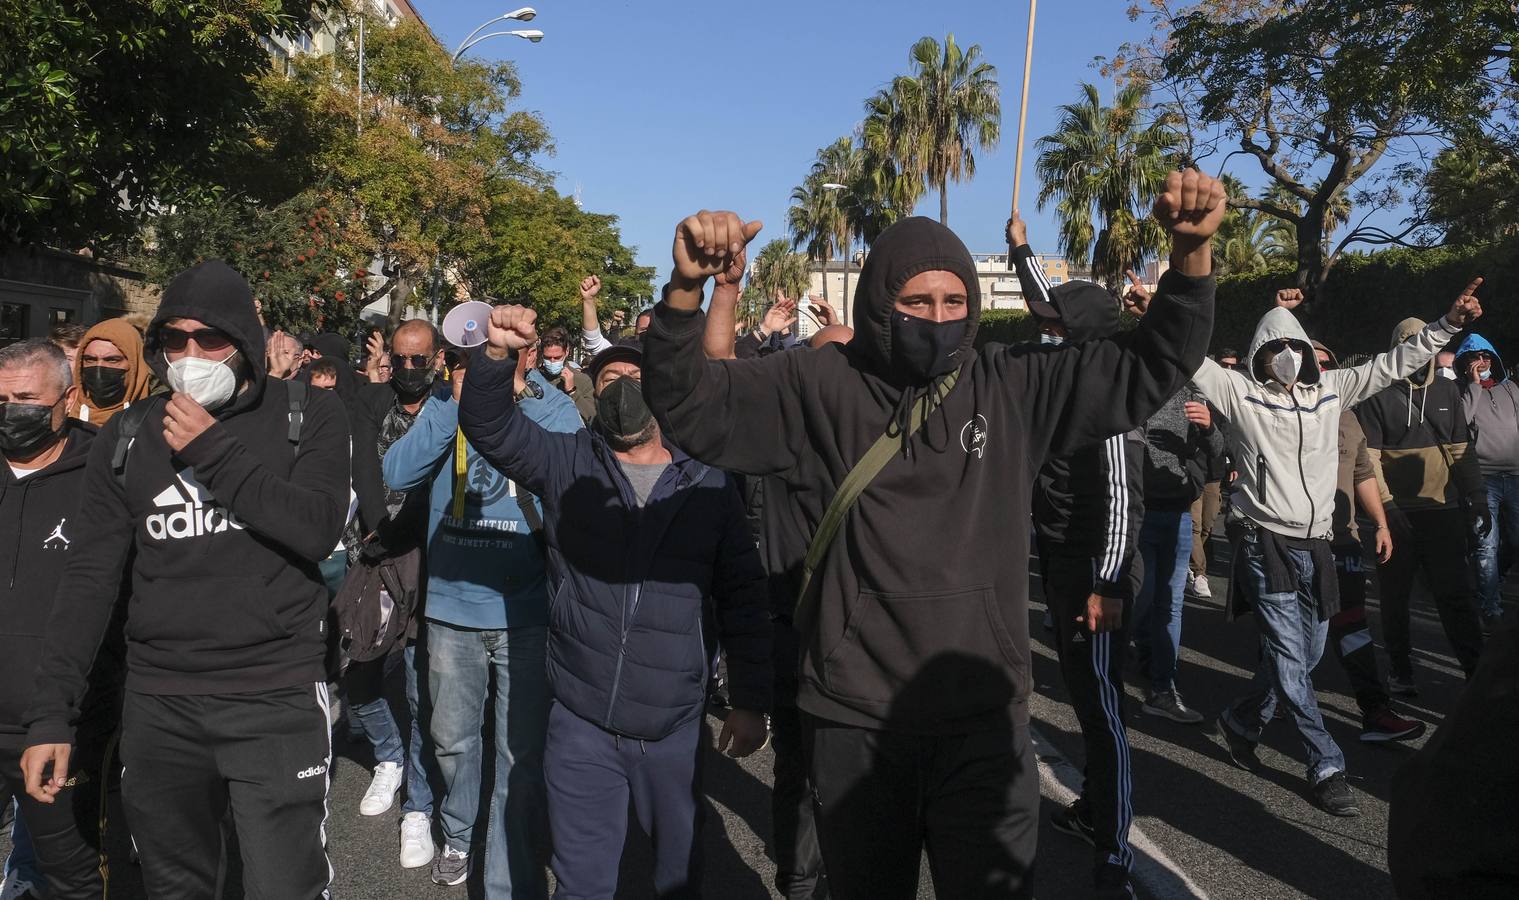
1192, 307, 1461, 539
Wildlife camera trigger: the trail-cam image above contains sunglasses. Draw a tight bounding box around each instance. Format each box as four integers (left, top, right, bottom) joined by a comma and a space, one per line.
391, 353, 433, 370
159, 327, 233, 352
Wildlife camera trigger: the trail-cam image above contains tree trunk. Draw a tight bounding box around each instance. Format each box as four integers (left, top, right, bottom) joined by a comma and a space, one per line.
939, 187, 949, 225
821, 255, 830, 306
842, 242, 851, 321
386, 274, 417, 331
1294, 211, 1329, 328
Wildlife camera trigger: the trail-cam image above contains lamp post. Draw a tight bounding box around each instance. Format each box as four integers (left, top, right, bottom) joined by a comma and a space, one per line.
453, 7, 543, 61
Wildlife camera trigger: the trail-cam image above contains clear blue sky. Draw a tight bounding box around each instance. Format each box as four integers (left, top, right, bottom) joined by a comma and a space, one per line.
409, 1, 1407, 295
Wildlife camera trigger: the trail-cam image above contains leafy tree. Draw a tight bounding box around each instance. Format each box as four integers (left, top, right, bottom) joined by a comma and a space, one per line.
859, 89, 928, 242
787, 175, 836, 303
135, 190, 372, 335
1113, 0, 1517, 303
1422, 137, 1519, 245
0, 0, 332, 249
453, 182, 655, 334
1034, 82, 1180, 286
867, 34, 1000, 225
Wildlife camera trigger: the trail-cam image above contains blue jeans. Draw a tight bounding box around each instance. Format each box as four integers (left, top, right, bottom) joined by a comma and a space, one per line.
428, 622, 549, 899
1224, 530, 1346, 784
1133, 509, 1192, 694
346, 643, 436, 815
1476, 472, 1519, 617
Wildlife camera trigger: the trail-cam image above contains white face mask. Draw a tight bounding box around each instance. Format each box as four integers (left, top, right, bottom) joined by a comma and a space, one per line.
1039, 332, 1065, 346
1438, 366, 1457, 381
166, 353, 239, 410
1478, 368, 1492, 382
1269, 346, 1302, 386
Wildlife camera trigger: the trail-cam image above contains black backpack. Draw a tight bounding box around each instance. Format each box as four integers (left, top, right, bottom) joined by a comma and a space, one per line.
111, 381, 308, 486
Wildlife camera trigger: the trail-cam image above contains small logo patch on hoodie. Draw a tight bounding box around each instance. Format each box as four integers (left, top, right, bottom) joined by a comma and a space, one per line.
960, 414, 988, 459
42, 517, 69, 550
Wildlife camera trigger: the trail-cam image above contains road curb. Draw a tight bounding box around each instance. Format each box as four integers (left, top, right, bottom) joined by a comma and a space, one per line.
1031, 723, 1210, 900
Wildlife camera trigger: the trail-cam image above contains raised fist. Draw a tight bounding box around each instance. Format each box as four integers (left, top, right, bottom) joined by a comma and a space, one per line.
1275, 288, 1305, 310
673, 210, 763, 285
1153, 169, 1228, 242
715, 245, 747, 288
1006, 211, 1028, 249
1448, 277, 1485, 328
485, 304, 537, 358
580, 275, 601, 303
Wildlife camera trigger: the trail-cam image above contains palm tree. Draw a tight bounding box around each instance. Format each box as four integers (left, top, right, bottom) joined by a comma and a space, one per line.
858, 90, 925, 243
750, 238, 811, 311
1034, 82, 1181, 286
867, 34, 1000, 225
787, 174, 836, 303
811, 137, 864, 302
1212, 174, 1272, 276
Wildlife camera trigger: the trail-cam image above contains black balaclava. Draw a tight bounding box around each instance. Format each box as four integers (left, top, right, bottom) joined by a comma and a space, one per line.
145, 259, 267, 417
846, 216, 982, 387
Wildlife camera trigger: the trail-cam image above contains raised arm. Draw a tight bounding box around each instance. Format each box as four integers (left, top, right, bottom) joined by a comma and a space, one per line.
644, 211, 809, 475
383, 393, 456, 493
579, 276, 614, 356
1326, 277, 1484, 406
1006, 211, 1054, 311
1018, 169, 1225, 461
458, 305, 577, 499
702, 248, 745, 360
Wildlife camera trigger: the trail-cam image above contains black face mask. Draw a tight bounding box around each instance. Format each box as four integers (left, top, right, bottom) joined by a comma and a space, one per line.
81, 365, 128, 407
890, 312, 968, 383
0, 399, 63, 460
595, 376, 654, 447
390, 366, 432, 400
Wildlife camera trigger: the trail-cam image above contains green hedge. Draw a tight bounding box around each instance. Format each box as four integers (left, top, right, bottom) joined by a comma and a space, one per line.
975, 236, 1519, 360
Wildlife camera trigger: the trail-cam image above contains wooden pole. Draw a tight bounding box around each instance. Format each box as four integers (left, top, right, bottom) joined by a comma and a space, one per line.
1011, 0, 1038, 216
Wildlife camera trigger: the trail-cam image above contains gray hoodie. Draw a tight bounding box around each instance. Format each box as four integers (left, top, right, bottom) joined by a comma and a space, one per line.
1455, 334, 1519, 475
1192, 306, 1461, 539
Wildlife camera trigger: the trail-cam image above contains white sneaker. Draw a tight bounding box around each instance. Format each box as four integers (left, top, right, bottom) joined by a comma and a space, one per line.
1190, 574, 1213, 600
359, 761, 405, 817
399, 811, 436, 869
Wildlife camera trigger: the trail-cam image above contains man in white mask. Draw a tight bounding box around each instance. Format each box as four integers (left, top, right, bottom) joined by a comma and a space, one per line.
22, 259, 351, 898
1186, 282, 1483, 818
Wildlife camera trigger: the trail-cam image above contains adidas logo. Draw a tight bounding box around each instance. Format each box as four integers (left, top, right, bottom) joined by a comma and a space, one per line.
1071, 631, 1087, 643
145, 471, 246, 541
296, 765, 328, 779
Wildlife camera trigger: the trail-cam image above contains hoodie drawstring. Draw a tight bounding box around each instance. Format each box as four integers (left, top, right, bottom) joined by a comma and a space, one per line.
8, 480, 28, 589
887, 371, 961, 459
1405, 382, 1430, 427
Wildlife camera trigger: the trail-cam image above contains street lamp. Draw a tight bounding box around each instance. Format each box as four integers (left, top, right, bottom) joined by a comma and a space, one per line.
453, 8, 543, 60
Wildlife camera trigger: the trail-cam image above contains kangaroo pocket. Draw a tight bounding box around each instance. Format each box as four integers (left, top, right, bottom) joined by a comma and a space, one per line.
821, 585, 1023, 721
127, 574, 288, 655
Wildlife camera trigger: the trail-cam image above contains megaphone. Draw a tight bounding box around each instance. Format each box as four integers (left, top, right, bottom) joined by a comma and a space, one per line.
442, 300, 493, 349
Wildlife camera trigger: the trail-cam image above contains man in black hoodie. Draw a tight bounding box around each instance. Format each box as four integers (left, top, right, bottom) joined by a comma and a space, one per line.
1009, 214, 1146, 899
0, 339, 119, 899
643, 169, 1223, 899
20, 260, 351, 898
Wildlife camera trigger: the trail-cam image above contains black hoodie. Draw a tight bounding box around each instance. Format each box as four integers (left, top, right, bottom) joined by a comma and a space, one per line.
25, 260, 351, 747
1015, 247, 1146, 597
644, 217, 1214, 734
0, 421, 125, 749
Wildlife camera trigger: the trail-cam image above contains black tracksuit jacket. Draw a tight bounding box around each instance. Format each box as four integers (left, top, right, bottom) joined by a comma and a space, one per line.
0, 422, 126, 750
644, 216, 1214, 734
25, 260, 351, 747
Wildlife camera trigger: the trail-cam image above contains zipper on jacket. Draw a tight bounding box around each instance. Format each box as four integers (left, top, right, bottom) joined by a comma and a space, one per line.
1256, 452, 1269, 503
1293, 401, 1314, 538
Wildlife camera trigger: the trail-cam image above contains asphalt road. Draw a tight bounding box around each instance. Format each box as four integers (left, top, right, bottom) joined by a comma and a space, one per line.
3, 531, 1493, 899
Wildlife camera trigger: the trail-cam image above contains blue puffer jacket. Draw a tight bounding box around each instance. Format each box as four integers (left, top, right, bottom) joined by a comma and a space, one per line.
458, 347, 771, 740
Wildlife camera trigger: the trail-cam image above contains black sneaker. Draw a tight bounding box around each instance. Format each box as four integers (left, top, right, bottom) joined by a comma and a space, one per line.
1050, 800, 1096, 846
1314, 771, 1361, 817
1215, 713, 1259, 771
1093, 863, 1137, 899
1387, 672, 1418, 697
1142, 689, 1204, 724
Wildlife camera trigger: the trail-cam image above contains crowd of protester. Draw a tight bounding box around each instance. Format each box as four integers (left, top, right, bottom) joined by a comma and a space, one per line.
0, 167, 1513, 900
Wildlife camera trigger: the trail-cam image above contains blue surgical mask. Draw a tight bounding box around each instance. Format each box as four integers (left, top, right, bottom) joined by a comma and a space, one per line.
541, 359, 565, 376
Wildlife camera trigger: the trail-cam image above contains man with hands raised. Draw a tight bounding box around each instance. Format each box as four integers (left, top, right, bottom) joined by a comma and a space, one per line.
642, 169, 1224, 899
1193, 273, 1484, 817
457, 302, 772, 899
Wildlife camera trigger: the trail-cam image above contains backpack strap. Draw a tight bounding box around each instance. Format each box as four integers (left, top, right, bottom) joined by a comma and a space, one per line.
515, 489, 548, 556
285, 379, 306, 449
793, 370, 960, 619
111, 397, 167, 489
